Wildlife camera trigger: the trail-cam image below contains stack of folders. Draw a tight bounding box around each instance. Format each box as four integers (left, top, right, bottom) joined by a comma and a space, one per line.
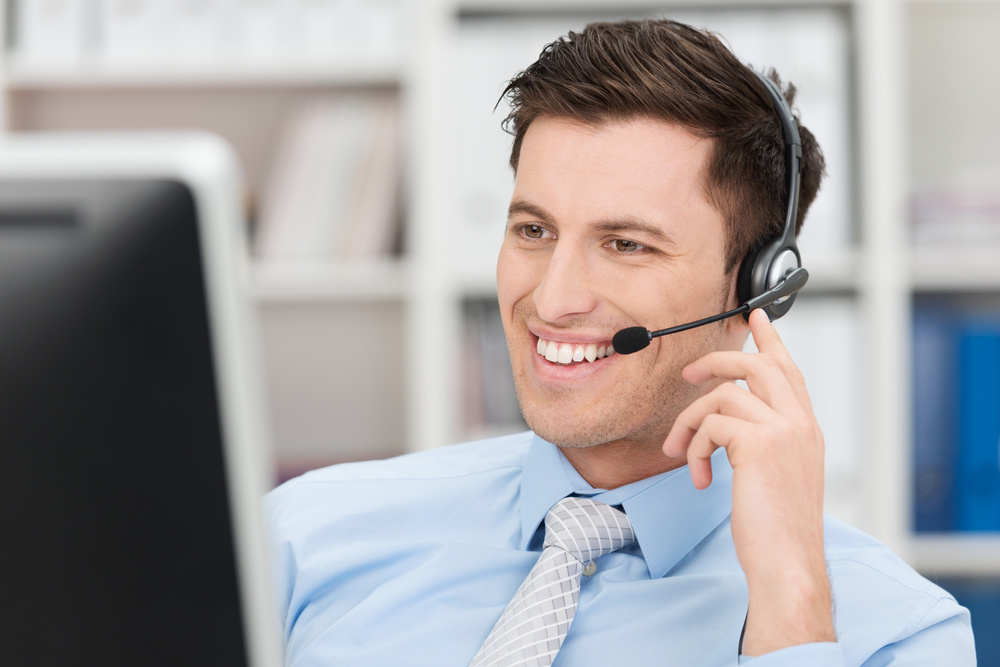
254, 94, 402, 263
911, 184, 1000, 246
11, 0, 402, 69
913, 299, 1000, 532
462, 299, 526, 440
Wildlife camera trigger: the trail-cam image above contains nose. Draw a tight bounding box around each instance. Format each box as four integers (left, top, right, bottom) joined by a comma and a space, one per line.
533, 244, 599, 323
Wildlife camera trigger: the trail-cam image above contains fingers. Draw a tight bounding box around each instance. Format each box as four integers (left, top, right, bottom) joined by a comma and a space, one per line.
663, 382, 778, 457
683, 309, 813, 416
682, 349, 799, 413
747, 308, 810, 400
685, 413, 749, 490
664, 308, 819, 490
746, 308, 790, 361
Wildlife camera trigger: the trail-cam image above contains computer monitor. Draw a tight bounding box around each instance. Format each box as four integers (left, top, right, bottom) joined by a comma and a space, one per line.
0, 133, 281, 667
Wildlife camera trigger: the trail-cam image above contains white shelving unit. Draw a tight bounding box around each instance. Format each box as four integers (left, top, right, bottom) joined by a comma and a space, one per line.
1, 0, 997, 578
900, 0, 1000, 577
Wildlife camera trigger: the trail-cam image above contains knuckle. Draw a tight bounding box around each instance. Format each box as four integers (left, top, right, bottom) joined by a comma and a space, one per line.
716, 382, 744, 401
757, 354, 781, 374
787, 365, 808, 389
702, 412, 725, 429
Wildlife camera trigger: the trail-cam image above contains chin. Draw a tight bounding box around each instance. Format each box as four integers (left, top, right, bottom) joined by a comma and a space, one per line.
517, 392, 661, 450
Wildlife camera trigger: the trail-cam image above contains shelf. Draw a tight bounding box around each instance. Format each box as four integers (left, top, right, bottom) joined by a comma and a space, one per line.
250, 259, 409, 303
912, 534, 1000, 577
2, 61, 402, 90
910, 246, 1000, 292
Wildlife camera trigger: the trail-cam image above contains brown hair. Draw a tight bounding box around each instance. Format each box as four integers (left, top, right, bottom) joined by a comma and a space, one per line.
502, 18, 826, 273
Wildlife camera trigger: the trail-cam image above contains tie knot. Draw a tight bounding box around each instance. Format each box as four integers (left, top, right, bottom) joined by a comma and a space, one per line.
543, 497, 634, 563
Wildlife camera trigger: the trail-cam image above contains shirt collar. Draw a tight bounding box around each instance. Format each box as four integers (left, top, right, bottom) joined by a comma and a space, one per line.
520, 434, 733, 579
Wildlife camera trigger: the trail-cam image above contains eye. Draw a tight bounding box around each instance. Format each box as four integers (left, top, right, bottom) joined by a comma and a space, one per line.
610, 238, 646, 254
517, 224, 553, 240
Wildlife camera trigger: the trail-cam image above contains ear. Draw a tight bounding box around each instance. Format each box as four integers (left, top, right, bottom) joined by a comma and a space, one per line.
722, 268, 750, 349
723, 309, 750, 351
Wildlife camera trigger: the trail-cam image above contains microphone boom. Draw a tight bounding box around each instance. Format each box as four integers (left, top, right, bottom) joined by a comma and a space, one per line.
612, 268, 809, 356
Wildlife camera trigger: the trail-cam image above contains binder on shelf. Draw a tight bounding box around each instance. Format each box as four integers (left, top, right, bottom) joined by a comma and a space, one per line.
98, 0, 160, 65
956, 322, 1000, 531
162, 0, 233, 64
338, 96, 403, 260
13, 0, 93, 67
12, 0, 403, 74
911, 183, 1000, 246
235, 0, 401, 67
912, 303, 958, 532
299, 0, 347, 63
461, 299, 525, 439
254, 94, 401, 264
237, 0, 298, 63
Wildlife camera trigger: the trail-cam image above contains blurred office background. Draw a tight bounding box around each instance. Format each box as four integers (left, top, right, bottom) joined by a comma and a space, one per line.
1, 0, 998, 660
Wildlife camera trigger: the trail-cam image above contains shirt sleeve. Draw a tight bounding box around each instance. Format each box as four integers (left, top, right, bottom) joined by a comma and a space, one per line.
738, 595, 976, 666
860, 596, 976, 666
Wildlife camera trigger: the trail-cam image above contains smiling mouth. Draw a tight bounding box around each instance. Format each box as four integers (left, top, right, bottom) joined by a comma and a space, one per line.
536, 337, 617, 365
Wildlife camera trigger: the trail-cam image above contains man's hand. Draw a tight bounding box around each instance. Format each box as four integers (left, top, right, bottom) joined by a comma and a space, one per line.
662, 308, 836, 656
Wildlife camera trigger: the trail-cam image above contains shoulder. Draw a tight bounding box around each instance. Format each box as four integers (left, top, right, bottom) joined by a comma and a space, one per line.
273, 430, 533, 488
822, 516, 974, 663
823, 516, 945, 606
265, 431, 535, 529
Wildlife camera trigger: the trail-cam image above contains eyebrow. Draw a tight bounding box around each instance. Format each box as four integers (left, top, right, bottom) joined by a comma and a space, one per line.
507, 198, 677, 246
507, 199, 554, 225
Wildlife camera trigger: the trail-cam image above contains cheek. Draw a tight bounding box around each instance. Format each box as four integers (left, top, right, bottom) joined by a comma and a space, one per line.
496, 245, 538, 316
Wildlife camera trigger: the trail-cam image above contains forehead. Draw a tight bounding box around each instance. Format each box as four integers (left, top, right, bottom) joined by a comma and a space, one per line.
511, 116, 721, 237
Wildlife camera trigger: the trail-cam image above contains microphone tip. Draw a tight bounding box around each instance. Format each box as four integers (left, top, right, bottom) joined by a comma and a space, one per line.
612, 326, 652, 355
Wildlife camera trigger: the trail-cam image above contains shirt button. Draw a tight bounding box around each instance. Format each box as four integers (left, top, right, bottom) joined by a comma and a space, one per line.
582, 561, 597, 576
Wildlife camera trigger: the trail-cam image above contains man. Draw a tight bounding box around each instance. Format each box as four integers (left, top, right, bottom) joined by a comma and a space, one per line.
266, 19, 975, 666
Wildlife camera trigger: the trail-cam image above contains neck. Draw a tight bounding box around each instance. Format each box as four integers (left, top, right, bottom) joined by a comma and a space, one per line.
559, 439, 688, 490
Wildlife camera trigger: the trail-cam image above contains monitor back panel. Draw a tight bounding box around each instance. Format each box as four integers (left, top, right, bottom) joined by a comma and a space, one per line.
0, 179, 248, 666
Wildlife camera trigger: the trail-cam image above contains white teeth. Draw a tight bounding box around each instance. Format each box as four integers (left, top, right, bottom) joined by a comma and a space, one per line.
536, 338, 616, 365
557, 343, 573, 364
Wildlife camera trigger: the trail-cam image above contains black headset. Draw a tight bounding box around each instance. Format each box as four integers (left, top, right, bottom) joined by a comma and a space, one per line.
735, 70, 805, 322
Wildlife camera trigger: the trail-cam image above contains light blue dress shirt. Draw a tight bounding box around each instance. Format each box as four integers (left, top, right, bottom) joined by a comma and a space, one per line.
265, 431, 975, 666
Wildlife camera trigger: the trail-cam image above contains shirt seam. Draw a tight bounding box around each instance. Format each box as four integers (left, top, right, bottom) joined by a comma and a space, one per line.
825, 556, 949, 601
825, 555, 955, 637
898, 594, 959, 638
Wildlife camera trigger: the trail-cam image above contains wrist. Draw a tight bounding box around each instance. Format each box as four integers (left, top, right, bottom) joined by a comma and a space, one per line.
743, 565, 836, 656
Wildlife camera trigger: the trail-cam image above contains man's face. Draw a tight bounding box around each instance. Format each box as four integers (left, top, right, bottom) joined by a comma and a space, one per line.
497, 116, 745, 451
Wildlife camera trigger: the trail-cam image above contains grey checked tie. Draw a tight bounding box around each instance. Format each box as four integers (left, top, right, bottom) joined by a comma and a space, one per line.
470, 497, 634, 667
